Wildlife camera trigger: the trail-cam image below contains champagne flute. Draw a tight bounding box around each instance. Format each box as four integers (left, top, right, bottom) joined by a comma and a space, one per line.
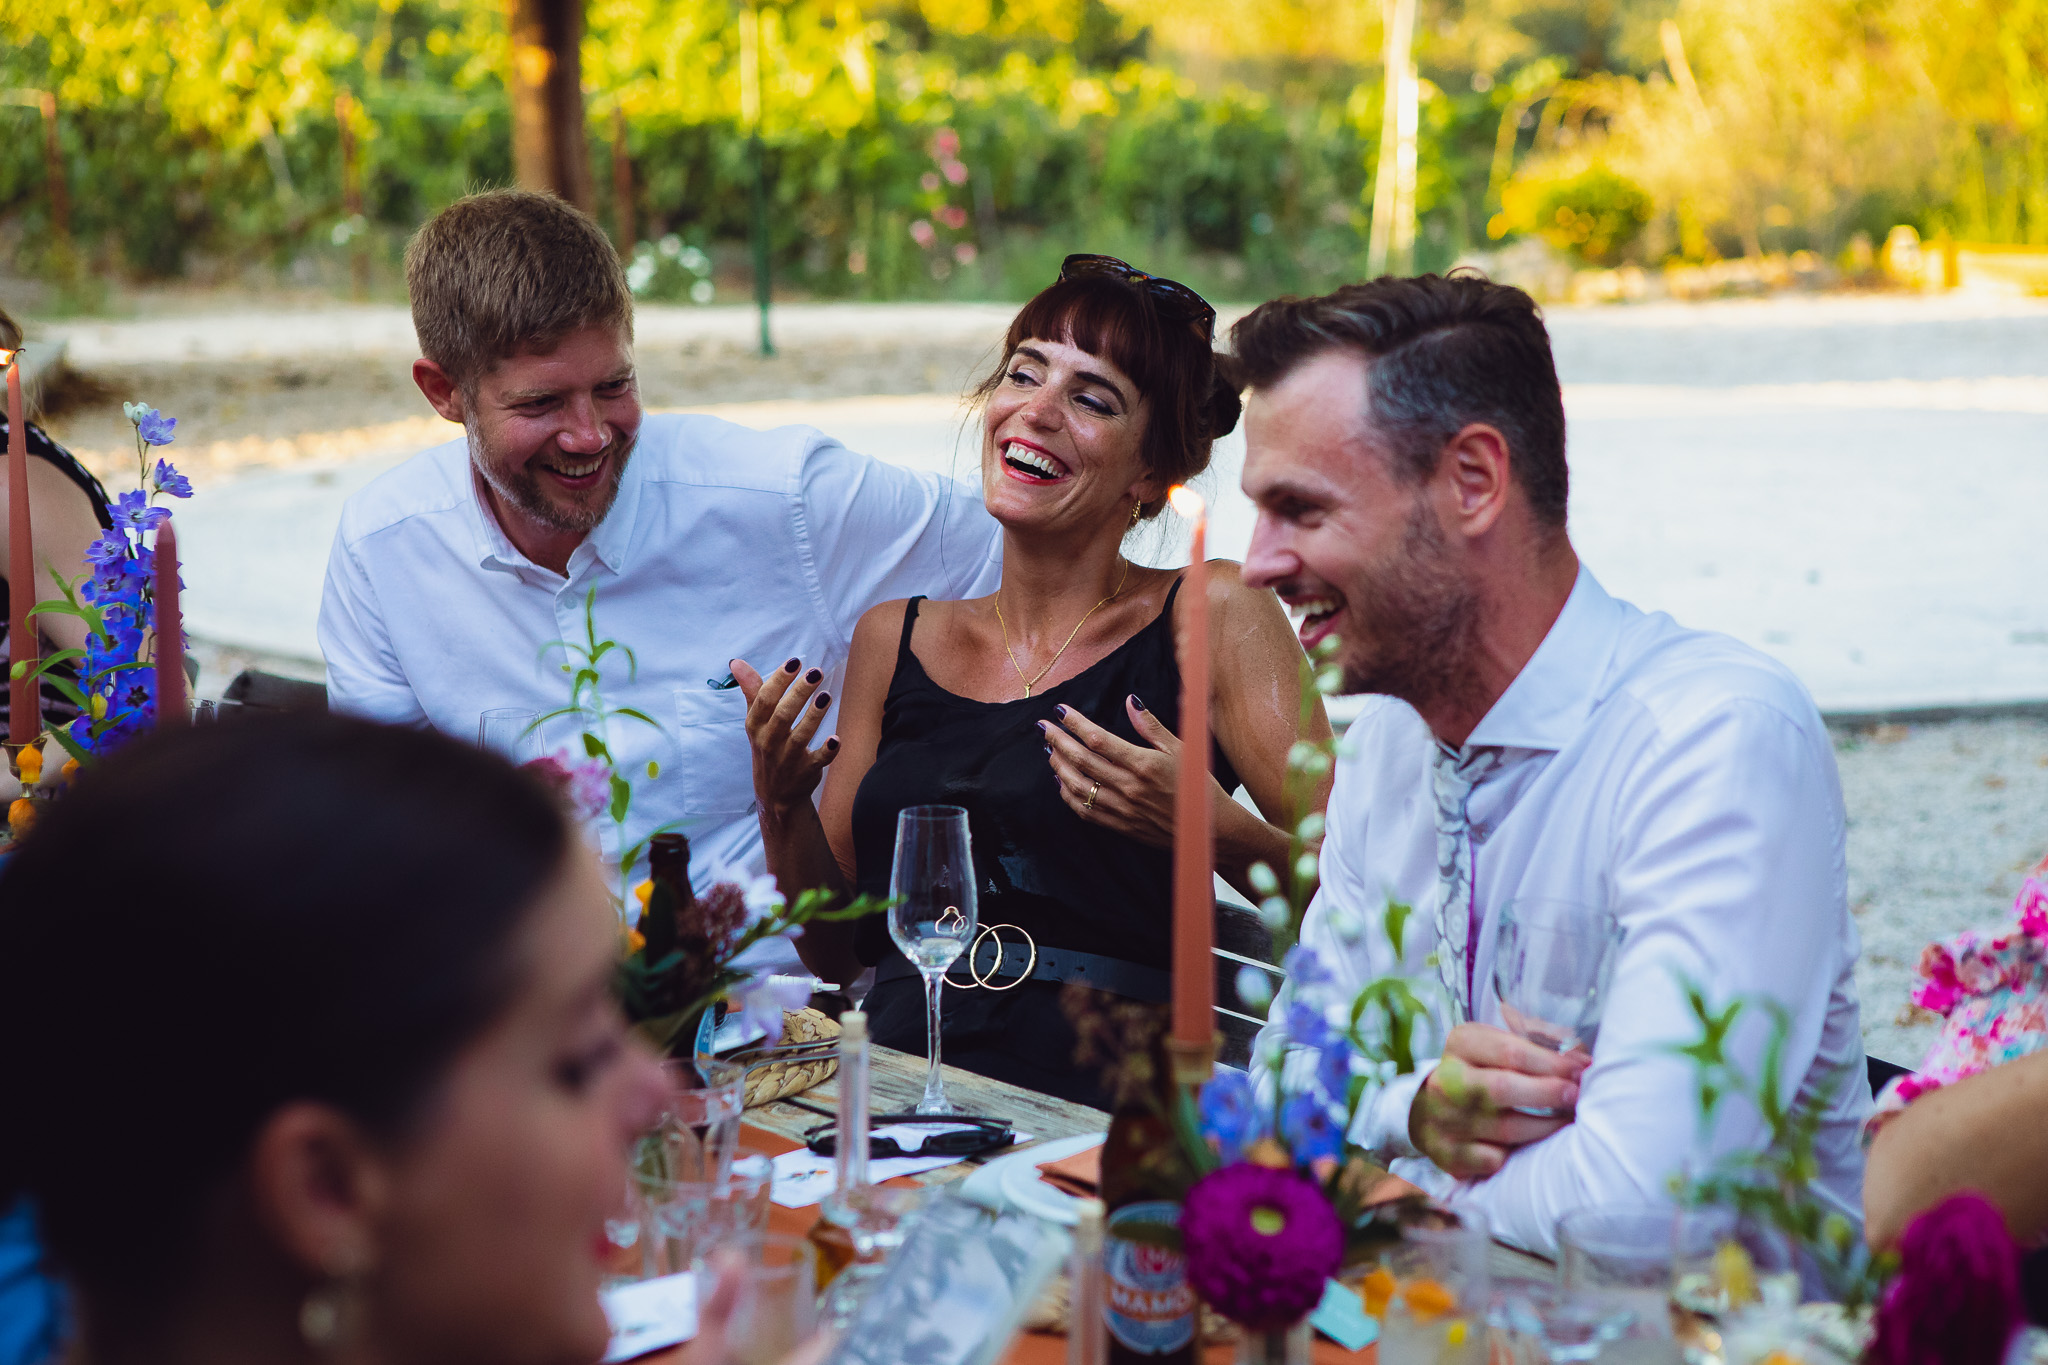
888, 805, 978, 1115
1491, 897, 1624, 1115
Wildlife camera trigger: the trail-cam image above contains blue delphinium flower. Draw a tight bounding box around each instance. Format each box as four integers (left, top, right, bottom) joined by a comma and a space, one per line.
132, 407, 177, 446
1284, 999, 1337, 1052
1279, 1092, 1343, 1164
110, 490, 169, 533
1197, 1068, 1265, 1164
83, 528, 131, 568
151, 459, 192, 498
1281, 944, 1333, 987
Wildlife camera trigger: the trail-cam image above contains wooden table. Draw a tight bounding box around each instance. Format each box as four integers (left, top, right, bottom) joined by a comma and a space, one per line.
648, 1045, 1552, 1364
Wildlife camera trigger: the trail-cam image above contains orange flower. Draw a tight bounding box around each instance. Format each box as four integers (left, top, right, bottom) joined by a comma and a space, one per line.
626, 927, 647, 954
60, 759, 79, 784
1359, 1266, 1397, 1317
15, 744, 42, 785
634, 880, 653, 909
7, 798, 35, 835
1400, 1276, 1458, 1322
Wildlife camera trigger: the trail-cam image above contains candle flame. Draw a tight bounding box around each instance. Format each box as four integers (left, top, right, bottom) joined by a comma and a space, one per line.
1167, 485, 1205, 518
0, 348, 15, 369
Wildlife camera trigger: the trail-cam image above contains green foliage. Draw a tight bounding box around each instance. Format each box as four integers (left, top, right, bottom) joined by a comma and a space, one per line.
1667, 977, 1896, 1311
1499, 162, 1652, 265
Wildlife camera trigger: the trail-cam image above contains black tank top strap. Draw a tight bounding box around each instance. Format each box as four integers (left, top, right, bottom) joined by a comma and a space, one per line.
897, 596, 925, 657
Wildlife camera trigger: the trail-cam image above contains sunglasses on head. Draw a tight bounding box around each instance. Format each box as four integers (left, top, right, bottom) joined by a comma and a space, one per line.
1058, 254, 1217, 341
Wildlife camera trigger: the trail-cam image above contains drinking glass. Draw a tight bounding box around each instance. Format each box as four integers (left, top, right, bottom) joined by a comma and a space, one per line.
1492, 898, 1624, 1113
1669, 1209, 1800, 1334
637, 1155, 775, 1279
724, 1233, 820, 1365
888, 805, 978, 1115
1555, 1208, 1679, 1349
1375, 1220, 1491, 1365
477, 707, 544, 761
819, 1184, 930, 1326
644, 1057, 747, 1184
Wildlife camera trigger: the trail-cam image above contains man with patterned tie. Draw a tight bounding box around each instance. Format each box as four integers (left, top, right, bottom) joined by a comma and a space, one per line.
1236, 274, 1869, 1255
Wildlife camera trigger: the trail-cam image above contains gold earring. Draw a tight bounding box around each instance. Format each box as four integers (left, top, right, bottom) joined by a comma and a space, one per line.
1130, 501, 1143, 526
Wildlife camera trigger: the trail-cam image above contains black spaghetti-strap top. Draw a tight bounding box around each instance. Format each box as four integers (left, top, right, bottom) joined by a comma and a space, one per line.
849, 575, 1240, 1108
1, 417, 114, 733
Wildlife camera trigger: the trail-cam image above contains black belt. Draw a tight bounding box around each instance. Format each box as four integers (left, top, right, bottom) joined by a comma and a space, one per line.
873, 924, 1170, 1004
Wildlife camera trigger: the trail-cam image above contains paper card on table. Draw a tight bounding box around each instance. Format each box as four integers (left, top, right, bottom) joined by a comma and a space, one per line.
602, 1271, 698, 1362
1309, 1278, 1380, 1352
769, 1125, 1030, 1208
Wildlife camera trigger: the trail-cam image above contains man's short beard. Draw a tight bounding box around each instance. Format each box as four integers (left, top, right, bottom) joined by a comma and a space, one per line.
468, 422, 635, 535
1339, 498, 1483, 713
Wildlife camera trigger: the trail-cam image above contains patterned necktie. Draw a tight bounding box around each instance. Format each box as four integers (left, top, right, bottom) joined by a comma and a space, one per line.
1431, 742, 1505, 1020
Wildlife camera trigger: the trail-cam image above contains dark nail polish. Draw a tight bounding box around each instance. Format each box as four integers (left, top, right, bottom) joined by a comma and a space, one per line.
783, 658, 800, 673
805, 668, 823, 684
826, 737, 840, 749
1130, 694, 1147, 711
1055, 705, 1069, 719
1044, 745, 1053, 755
815, 692, 831, 709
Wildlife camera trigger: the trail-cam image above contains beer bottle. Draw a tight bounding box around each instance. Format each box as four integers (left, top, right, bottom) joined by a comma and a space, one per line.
1098, 1037, 1198, 1365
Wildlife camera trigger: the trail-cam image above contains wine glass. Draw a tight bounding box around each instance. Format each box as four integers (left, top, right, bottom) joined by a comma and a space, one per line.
477, 707, 544, 761
888, 805, 978, 1115
1491, 897, 1624, 1089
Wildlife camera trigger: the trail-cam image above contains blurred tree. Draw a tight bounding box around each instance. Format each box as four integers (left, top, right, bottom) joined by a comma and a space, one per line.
508, 0, 595, 209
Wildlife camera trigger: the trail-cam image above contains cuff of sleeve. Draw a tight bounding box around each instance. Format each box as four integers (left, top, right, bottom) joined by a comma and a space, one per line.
1349, 1065, 1433, 1161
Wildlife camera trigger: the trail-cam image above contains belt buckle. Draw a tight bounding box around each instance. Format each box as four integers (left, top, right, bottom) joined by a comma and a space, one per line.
943, 923, 1037, 991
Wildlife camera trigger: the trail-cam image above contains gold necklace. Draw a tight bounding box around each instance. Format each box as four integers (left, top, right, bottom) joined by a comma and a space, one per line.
994, 558, 1131, 698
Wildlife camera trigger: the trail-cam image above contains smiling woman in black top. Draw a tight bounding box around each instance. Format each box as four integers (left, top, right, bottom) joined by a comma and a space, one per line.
735, 259, 1331, 1108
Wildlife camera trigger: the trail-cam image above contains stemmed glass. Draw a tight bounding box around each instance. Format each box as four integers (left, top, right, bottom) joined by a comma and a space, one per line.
1491, 897, 1624, 1108
477, 707, 544, 762
889, 805, 978, 1115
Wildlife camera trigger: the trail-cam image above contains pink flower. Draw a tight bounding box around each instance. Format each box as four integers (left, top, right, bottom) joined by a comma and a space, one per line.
523, 750, 610, 822
936, 205, 968, 230
932, 127, 960, 160
909, 220, 936, 248
952, 242, 978, 265
942, 159, 969, 185
1869, 1193, 2021, 1365
921, 171, 941, 193
1180, 1163, 1342, 1330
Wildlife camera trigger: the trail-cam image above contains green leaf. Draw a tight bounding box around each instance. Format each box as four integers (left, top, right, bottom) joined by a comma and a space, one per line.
608, 773, 632, 823
615, 706, 660, 728
582, 732, 605, 759
42, 725, 91, 768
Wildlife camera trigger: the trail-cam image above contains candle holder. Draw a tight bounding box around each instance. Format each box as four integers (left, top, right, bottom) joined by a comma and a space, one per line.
1166, 1033, 1219, 1089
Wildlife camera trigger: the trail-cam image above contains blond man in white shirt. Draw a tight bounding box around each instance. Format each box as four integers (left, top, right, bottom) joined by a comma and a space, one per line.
319, 190, 1001, 903
1237, 275, 1868, 1255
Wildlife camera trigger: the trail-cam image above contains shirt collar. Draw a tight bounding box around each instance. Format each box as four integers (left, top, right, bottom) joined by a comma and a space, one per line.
463, 447, 644, 577
1464, 563, 1626, 753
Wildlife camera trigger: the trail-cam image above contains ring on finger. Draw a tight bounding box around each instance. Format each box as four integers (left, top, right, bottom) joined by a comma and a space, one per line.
1084, 781, 1100, 811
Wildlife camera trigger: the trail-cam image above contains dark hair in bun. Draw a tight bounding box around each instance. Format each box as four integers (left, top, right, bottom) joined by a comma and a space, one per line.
0, 714, 569, 1315
973, 270, 1240, 522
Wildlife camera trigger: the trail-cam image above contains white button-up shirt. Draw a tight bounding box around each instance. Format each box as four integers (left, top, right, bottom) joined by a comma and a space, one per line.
1274, 566, 1868, 1255
319, 412, 1003, 900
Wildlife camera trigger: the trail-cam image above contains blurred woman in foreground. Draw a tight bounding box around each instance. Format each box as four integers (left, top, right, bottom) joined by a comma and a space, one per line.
0, 715, 686, 1365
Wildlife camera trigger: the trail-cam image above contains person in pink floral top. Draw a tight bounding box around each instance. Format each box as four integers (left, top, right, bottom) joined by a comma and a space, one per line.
1864, 854, 2048, 1322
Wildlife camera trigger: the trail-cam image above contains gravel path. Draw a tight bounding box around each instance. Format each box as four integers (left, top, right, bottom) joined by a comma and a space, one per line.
1840, 716, 2048, 1065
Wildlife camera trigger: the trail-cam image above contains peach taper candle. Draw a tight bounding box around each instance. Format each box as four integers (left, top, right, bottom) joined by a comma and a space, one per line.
155, 517, 186, 727
6, 350, 34, 749
1166, 484, 1212, 1051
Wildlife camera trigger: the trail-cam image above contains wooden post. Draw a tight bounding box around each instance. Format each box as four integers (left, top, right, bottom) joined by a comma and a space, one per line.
36, 92, 67, 244
336, 90, 367, 301
611, 104, 635, 255
506, 0, 595, 211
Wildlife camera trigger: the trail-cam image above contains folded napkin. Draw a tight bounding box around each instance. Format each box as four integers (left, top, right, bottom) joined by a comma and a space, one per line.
1036, 1144, 1101, 1198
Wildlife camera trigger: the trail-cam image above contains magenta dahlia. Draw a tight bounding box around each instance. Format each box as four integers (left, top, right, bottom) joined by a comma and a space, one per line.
1180, 1162, 1344, 1330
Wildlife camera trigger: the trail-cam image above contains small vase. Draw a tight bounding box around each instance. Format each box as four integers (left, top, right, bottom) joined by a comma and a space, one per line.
1234, 1319, 1312, 1365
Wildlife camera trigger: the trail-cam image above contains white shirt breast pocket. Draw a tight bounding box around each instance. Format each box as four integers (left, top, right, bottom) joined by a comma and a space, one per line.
673, 686, 757, 816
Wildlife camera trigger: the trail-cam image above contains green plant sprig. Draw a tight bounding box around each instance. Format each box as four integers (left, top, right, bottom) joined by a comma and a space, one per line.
1666, 976, 1895, 1310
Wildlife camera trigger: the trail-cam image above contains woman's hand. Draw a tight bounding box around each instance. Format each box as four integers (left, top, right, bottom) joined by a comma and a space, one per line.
733, 657, 838, 817
1039, 696, 1219, 848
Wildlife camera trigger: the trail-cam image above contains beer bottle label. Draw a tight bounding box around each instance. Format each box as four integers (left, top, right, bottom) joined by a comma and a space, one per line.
1103, 1200, 1195, 1355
